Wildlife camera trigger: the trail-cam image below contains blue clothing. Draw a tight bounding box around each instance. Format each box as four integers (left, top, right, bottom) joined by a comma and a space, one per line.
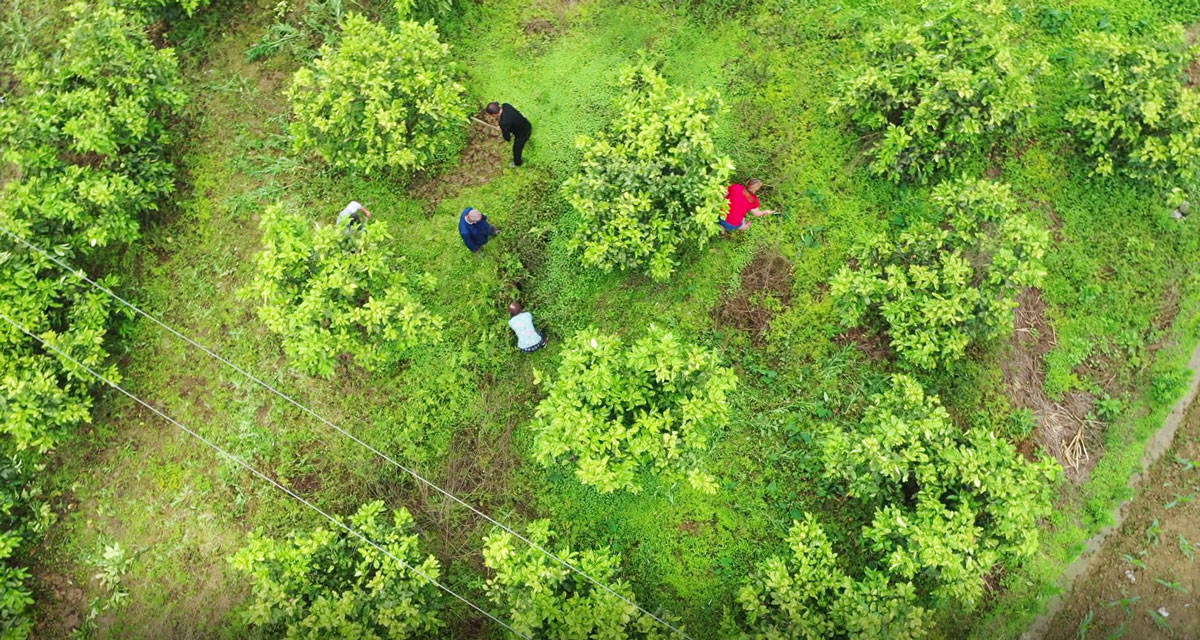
717, 218, 740, 231
459, 208, 496, 252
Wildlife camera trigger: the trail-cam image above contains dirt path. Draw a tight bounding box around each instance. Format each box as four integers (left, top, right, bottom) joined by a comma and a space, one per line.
1029, 344, 1200, 640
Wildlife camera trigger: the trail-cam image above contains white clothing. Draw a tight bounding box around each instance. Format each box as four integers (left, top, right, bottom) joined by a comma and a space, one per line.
337, 201, 365, 228
508, 312, 542, 350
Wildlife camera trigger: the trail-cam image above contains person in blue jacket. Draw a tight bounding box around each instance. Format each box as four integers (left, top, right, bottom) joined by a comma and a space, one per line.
459, 207, 498, 252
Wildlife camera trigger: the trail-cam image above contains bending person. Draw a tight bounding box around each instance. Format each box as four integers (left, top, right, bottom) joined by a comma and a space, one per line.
508, 302, 547, 353
718, 179, 775, 232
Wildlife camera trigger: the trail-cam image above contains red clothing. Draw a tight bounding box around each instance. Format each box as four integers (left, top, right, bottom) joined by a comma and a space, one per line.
724, 184, 759, 227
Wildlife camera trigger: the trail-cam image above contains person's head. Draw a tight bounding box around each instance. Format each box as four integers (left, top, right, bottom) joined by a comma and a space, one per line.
486, 102, 501, 115
746, 179, 764, 194
465, 208, 482, 223
508, 302, 523, 316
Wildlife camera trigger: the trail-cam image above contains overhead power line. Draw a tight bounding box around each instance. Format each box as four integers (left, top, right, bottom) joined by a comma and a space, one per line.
1, 227, 694, 640
0, 310, 530, 639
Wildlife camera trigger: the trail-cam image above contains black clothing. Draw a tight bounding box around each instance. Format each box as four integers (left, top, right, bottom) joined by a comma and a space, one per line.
498, 104, 532, 140
499, 103, 532, 166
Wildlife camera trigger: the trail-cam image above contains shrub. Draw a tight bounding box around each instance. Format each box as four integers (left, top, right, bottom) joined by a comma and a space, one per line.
822, 375, 1060, 606
246, 204, 443, 378
731, 515, 928, 640
230, 501, 443, 638
1066, 27, 1200, 188
483, 520, 674, 639
829, 1, 1044, 182
531, 326, 736, 494
830, 178, 1048, 370
0, 0, 185, 251
287, 13, 466, 176
117, 0, 212, 17
564, 63, 734, 281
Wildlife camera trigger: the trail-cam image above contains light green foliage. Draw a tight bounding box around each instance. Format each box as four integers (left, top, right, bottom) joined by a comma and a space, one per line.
1066, 27, 1200, 188
231, 501, 443, 639
733, 515, 929, 640
831, 178, 1048, 370
246, 204, 443, 378
287, 13, 467, 176
0, 0, 185, 250
247, 0, 347, 62
822, 375, 1060, 606
482, 520, 674, 639
564, 63, 734, 281
531, 325, 736, 494
829, 1, 1043, 182
117, 0, 212, 17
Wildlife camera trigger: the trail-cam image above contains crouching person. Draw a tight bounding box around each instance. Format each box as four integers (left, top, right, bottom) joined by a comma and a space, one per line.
508, 302, 546, 353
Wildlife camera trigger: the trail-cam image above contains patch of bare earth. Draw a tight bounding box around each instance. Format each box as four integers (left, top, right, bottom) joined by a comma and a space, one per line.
1043, 398, 1200, 640
835, 326, 893, 362
1001, 288, 1099, 481
713, 249, 794, 342
31, 571, 86, 638
408, 118, 506, 207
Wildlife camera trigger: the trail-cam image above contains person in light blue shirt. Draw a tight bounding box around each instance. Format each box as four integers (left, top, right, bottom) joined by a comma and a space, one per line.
507, 302, 546, 352
459, 207, 498, 252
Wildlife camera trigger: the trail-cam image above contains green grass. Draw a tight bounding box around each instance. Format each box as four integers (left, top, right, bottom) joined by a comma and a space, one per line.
19, 0, 1200, 637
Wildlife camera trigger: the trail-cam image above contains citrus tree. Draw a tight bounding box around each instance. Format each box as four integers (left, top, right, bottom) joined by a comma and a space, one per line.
1066, 26, 1200, 188
731, 515, 929, 640
531, 326, 736, 494
822, 375, 1060, 607
483, 520, 675, 639
246, 204, 442, 378
287, 13, 466, 176
564, 63, 734, 281
230, 501, 443, 638
829, 0, 1044, 182
830, 178, 1048, 370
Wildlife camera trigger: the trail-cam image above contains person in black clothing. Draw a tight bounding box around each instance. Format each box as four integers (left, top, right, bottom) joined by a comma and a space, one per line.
486, 101, 532, 167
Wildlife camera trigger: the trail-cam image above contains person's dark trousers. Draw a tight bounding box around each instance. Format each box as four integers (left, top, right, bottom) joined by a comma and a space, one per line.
512, 133, 530, 166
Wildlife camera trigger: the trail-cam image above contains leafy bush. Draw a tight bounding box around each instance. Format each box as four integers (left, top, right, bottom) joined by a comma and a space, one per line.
287, 13, 466, 176
822, 375, 1060, 606
830, 178, 1048, 370
246, 0, 347, 62
246, 204, 443, 378
564, 63, 734, 281
483, 520, 674, 639
531, 326, 736, 494
829, 1, 1044, 182
0, 0, 185, 251
731, 515, 928, 640
1066, 27, 1200, 188
117, 0, 212, 18
231, 501, 443, 638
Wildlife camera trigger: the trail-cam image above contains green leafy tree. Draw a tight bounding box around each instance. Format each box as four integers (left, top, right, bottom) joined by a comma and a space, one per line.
0, 0, 185, 251
482, 520, 675, 639
829, 0, 1044, 182
531, 326, 736, 494
246, 204, 443, 378
564, 63, 734, 281
830, 178, 1048, 370
822, 375, 1060, 607
732, 515, 928, 640
1066, 27, 1200, 188
231, 501, 443, 638
287, 13, 466, 176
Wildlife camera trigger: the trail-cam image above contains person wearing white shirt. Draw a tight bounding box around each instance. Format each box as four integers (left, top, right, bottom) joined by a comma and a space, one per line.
337, 201, 371, 235
507, 302, 546, 353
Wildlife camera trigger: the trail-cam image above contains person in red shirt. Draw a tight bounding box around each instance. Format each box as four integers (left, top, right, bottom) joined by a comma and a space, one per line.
719, 179, 775, 232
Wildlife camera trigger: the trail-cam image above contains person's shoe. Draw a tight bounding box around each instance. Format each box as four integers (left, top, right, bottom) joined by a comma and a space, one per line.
508, 161, 517, 168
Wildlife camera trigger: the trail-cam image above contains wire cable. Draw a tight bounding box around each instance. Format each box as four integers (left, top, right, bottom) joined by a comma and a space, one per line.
0, 310, 530, 639
0, 226, 693, 640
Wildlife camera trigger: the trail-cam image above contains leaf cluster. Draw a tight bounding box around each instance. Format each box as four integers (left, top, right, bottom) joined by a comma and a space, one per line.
287, 13, 467, 176
482, 520, 674, 639
531, 326, 736, 494
231, 501, 443, 638
246, 204, 443, 378
821, 375, 1060, 607
829, 0, 1044, 182
564, 63, 734, 281
1066, 26, 1200, 189
830, 178, 1048, 370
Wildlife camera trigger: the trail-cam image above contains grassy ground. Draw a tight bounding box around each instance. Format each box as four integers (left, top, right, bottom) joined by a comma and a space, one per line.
22, 0, 1200, 637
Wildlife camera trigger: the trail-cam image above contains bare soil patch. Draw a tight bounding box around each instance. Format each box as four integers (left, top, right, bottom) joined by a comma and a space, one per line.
408, 117, 506, 207
835, 326, 893, 362
32, 570, 85, 638
713, 249, 793, 342
1043, 398, 1200, 640
1001, 288, 1100, 481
